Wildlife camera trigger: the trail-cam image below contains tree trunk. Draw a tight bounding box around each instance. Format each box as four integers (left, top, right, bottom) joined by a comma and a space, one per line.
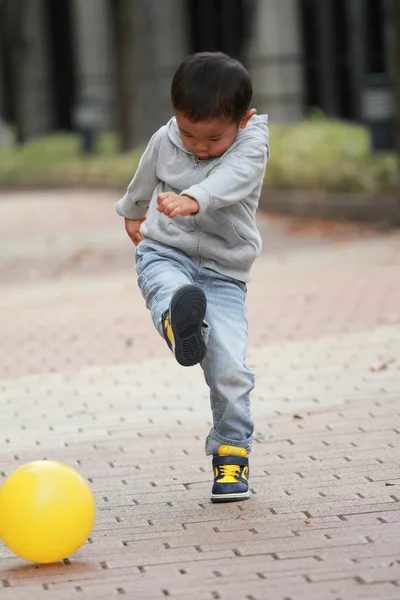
115, 0, 136, 152
1, 0, 26, 143
396, 0, 400, 222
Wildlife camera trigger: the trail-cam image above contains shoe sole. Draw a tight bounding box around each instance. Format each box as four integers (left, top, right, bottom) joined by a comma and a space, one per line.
170, 285, 207, 367
210, 491, 250, 503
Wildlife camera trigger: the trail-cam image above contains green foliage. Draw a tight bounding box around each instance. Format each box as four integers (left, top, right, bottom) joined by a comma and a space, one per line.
0, 133, 142, 187
266, 119, 396, 194
0, 122, 396, 194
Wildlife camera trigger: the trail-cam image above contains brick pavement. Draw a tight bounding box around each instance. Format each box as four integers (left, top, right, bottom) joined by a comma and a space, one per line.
1, 191, 400, 599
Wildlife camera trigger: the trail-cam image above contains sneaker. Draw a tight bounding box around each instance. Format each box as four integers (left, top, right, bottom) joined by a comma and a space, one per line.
162, 285, 207, 367
211, 445, 250, 503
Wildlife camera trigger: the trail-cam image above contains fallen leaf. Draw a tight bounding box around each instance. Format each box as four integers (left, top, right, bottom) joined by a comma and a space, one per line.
305, 520, 312, 525
370, 359, 396, 372
236, 513, 247, 520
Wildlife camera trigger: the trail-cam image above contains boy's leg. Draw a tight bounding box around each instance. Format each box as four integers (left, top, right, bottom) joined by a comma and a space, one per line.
136, 242, 207, 366
199, 273, 254, 502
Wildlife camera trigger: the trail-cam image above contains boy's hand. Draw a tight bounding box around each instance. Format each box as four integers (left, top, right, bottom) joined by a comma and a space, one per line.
124, 216, 146, 246
157, 192, 199, 218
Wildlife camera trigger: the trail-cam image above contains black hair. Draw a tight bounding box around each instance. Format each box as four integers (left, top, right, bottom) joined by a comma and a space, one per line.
171, 52, 252, 123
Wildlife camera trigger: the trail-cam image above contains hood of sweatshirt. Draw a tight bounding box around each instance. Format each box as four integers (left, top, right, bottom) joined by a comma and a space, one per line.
166, 114, 269, 158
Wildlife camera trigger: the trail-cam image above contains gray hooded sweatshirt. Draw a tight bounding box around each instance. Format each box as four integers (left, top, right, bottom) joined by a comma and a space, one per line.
116, 114, 269, 282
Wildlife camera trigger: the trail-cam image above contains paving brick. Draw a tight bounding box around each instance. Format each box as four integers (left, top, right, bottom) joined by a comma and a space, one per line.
1, 192, 400, 599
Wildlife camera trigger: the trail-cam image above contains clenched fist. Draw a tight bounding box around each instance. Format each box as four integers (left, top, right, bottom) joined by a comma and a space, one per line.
157, 192, 199, 218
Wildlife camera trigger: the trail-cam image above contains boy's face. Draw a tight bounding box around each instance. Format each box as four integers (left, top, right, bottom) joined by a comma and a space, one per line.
175, 109, 256, 160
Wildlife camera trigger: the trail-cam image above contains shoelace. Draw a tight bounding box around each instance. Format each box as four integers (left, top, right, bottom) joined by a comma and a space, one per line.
217, 464, 240, 479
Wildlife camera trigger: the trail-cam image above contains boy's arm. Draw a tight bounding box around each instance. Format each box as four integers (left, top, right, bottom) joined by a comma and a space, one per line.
116, 128, 163, 220
181, 140, 269, 212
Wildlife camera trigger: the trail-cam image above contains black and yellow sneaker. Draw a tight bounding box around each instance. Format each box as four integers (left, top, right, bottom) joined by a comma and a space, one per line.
211, 445, 250, 503
162, 285, 207, 367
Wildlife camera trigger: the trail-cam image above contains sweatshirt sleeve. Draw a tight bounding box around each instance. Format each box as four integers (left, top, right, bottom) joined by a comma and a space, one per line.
181, 138, 269, 212
116, 128, 163, 220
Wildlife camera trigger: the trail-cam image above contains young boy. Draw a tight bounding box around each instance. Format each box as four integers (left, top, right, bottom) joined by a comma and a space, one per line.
117, 52, 269, 503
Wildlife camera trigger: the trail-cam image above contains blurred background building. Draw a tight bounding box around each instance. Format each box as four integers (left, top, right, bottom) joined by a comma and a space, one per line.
0, 0, 396, 147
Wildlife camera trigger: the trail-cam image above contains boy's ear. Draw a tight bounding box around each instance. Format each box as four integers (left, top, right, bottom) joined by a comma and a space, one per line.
239, 109, 257, 129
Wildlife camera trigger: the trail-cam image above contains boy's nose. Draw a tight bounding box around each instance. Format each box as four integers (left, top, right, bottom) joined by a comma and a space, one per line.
194, 143, 208, 152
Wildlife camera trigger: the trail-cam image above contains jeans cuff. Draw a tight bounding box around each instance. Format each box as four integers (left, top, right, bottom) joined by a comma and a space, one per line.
205, 428, 253, 456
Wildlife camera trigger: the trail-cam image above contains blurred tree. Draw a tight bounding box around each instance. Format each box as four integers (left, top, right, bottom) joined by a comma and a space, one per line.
393, 0, 400, 221
187, 0, 253, 63
0, 0, 25, 143
396, 0, 400, 221
115, 0, 136, 152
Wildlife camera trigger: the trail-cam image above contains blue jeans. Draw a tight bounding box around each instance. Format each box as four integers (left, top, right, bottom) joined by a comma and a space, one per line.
135, 241, 254, 456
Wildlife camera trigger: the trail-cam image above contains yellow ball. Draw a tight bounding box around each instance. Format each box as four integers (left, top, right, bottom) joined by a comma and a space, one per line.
0, 460, 96, 563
